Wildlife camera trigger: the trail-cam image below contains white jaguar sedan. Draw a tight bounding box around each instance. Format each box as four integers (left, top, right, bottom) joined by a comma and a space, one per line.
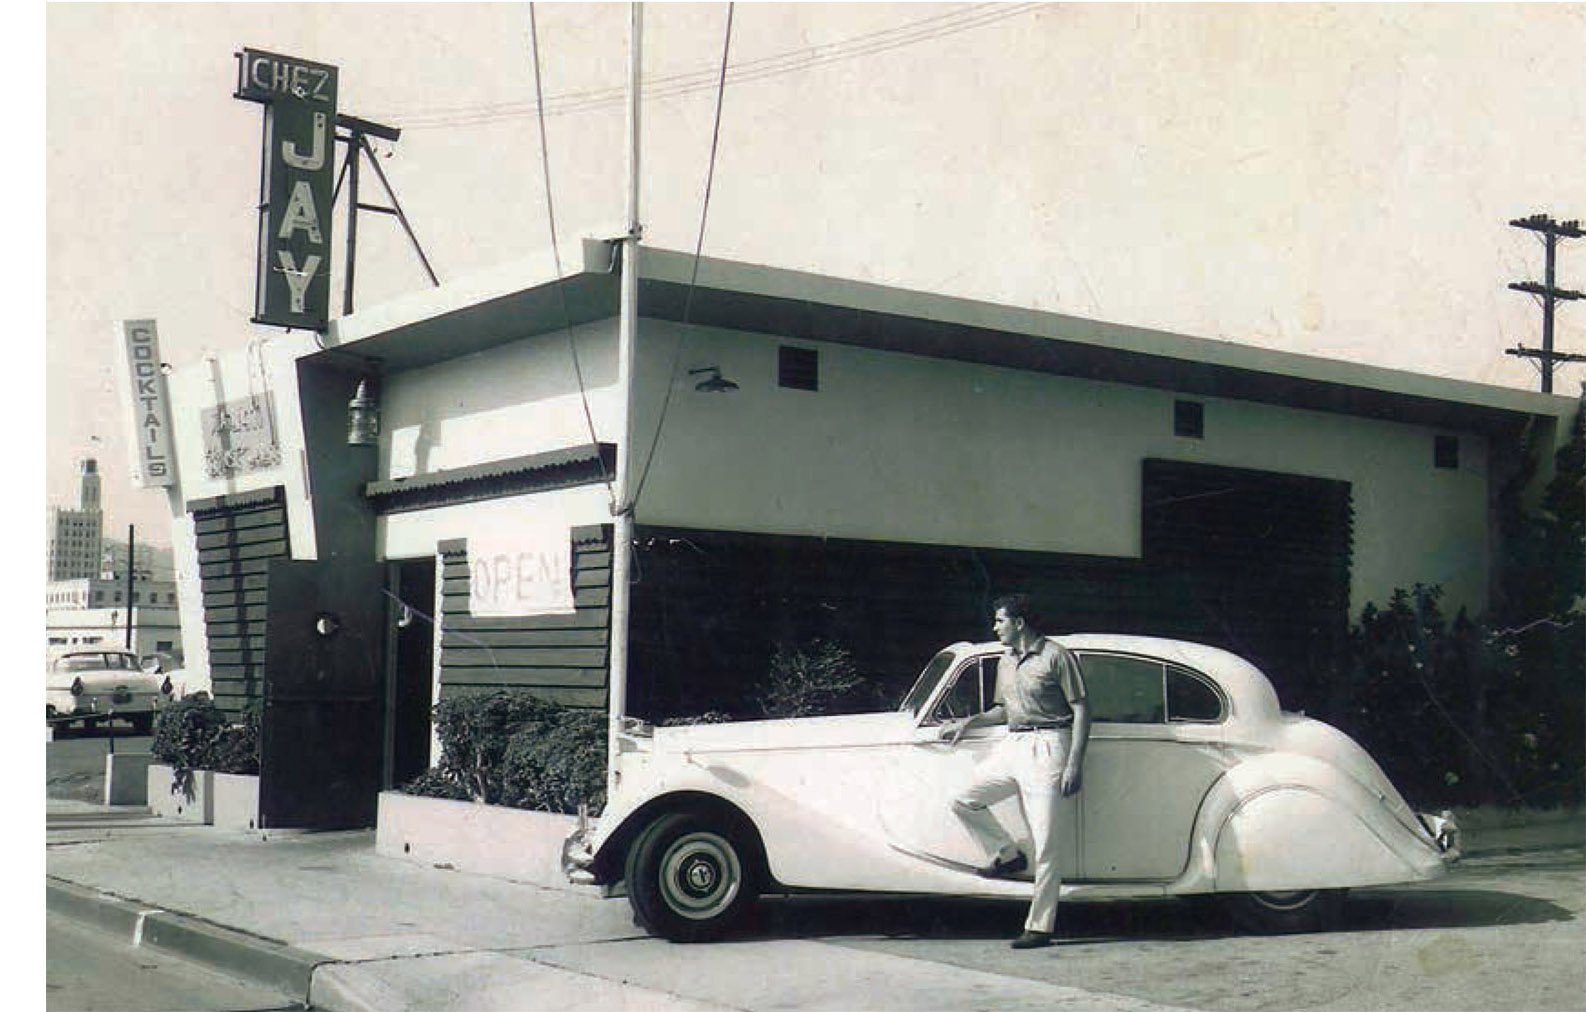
564, 635, 1460, 942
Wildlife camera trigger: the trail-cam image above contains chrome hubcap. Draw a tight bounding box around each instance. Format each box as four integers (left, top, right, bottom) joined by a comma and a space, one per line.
659, 831, 742, 920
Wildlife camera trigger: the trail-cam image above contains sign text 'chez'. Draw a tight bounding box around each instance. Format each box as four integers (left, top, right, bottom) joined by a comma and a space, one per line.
235, 48, 339, 331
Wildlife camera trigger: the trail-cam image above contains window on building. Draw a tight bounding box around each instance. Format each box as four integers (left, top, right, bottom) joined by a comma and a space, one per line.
156, 640, 173, 652
1174, 399, 1205, 439
1435, 434, 1459, 470
778, 345, 820, 391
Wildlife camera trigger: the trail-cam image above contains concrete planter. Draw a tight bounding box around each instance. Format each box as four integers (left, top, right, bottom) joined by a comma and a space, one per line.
146, 763, 261, 829
211, 771, 262, 830
375, 791, 584, 892
104, 752, 154, 805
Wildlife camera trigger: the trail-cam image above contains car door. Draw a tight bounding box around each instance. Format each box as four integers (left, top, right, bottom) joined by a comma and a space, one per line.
1074, 651, 1231, 881
877, 651, 1079, 878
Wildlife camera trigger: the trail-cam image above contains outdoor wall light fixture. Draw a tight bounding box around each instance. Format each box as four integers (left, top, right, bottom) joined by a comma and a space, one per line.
689, 366, 739, 393
347, 378, 380, 446
314, 612, 341, 638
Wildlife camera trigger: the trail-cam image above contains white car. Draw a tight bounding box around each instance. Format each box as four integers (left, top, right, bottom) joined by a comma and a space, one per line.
564, 634, 1460, 942
45, 650, 173, 734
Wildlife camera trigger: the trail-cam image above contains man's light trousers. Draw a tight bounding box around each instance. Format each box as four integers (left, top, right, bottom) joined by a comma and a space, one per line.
950, 728, 1070, 933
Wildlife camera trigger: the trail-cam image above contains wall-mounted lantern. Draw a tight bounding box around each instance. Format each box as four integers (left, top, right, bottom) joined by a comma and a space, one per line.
347, 379, 380, 446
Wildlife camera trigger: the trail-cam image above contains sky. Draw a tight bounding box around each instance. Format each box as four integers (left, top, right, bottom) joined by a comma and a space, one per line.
41, 2, 1586, 550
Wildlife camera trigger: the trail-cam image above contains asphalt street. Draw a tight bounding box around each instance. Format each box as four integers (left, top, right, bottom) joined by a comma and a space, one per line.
47, 912, 299, 1012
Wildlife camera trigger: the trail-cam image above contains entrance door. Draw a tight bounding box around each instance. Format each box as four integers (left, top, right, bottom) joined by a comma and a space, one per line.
385, 558, 436, 789
260, 559, 385, 829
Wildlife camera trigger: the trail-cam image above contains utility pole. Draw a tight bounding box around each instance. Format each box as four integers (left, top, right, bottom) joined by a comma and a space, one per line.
124, 524, 136, 650
607, 1, 642, 797
1506, 213, 1586, 393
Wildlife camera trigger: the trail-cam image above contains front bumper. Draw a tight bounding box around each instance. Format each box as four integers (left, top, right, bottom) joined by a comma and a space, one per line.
1419, 809, 1462, 862
561, 808, 599, 885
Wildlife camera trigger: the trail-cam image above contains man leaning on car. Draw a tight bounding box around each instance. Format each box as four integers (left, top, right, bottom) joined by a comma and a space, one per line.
940, 593, 1091, 949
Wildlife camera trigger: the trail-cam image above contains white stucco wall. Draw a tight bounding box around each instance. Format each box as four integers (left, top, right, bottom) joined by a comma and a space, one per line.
376, 320, 621, 481
626, 322, 1493, 618
353, 311, 1496, 619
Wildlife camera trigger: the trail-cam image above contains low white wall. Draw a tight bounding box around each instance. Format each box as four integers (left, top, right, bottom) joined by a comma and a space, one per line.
375, 791, 589, 893
211, 772, 261, 831
147, 764, 212, 822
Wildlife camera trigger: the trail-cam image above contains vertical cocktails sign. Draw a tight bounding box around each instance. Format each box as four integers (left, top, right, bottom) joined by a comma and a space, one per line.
235, 49, 339, 330
118, 320, 176, 487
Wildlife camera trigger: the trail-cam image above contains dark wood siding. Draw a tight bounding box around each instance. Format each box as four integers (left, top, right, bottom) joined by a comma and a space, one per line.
435, 526, 612, 709
188, 487, 291, 717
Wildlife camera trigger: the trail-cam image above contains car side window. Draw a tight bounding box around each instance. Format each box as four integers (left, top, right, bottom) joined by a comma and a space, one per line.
931, 656, 999, 723
1166, 665, 1224, 722
1076, 654, 1166, 724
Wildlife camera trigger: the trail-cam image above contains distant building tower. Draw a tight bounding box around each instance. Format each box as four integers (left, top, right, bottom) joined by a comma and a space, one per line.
46, 458, 104, 581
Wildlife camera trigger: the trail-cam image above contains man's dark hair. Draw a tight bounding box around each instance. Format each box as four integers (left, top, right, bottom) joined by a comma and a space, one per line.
992, 593, 1043, 631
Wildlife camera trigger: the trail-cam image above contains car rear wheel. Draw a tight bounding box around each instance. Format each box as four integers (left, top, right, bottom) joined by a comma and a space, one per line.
1223, 888, 1347, 933
625, 810, 760, 942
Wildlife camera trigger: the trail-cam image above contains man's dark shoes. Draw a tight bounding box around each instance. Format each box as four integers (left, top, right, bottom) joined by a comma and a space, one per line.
1010, 930, 1053, 950
976, 852, 1028, 878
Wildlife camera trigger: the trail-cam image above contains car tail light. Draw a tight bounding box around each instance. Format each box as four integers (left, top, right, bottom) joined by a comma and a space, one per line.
70, 677, 84, 697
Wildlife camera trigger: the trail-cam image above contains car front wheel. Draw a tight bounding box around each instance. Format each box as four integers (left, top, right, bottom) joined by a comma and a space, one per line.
625, 810, 760, 942
1223, 888, 1347, 933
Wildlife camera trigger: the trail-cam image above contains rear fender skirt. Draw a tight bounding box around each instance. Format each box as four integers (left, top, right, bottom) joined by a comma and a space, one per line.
1184, 754, 1447, 893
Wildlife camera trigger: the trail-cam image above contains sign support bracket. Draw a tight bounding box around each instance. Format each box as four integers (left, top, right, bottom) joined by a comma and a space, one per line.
331, 115, 441, 317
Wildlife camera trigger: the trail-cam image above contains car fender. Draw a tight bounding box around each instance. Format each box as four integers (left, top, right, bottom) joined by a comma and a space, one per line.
591, 754, 1024, 896
1182, 752, 1447, 893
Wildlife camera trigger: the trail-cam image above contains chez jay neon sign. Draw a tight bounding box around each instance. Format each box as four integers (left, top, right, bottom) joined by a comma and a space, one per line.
235, 48, 339, 331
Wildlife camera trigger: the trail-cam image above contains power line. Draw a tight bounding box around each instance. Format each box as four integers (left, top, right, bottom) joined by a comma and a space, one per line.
382, 4, 1042, 132
528, 2, 615, 509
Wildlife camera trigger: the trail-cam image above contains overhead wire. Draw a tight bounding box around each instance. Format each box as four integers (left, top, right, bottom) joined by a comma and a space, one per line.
630, 1, 735, 511
382, 4, 1040, 131
527, 1, 617, 512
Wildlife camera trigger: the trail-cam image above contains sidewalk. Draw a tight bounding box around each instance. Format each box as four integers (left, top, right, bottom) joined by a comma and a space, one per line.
45, 798, 1583, 1012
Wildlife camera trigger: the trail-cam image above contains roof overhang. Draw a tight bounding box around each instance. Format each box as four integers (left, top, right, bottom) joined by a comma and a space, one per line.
312, 239, 1577, 439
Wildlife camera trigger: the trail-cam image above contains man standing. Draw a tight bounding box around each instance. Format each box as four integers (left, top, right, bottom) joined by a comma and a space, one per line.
941, 593, 1090, 949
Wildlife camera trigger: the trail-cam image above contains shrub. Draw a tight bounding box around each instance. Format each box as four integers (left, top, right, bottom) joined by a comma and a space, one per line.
431, 691, 560, 804
405, 691, 607, 813
499, 708, 608, 815
150, 697, 260, 798
759, 638, 866, 718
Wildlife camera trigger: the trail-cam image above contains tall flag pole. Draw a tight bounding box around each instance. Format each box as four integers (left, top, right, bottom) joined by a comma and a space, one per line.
608, 1, 643, 792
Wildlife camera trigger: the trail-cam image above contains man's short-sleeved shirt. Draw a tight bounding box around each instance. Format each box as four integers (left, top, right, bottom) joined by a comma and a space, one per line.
996, 638, 1087, 726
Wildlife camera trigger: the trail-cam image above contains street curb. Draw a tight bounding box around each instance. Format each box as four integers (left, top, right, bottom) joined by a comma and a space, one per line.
46, 876, 329, 1002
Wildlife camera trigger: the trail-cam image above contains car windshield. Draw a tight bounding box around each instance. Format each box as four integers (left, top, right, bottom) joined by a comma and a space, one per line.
899, 650, 956, 714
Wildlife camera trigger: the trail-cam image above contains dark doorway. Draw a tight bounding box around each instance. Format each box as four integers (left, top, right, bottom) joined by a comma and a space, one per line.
260, 559, 385, 829
385, 558, 436, 789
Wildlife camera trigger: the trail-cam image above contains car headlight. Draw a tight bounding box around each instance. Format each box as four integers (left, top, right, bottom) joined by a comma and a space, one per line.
160, 677, 173, 695
70, 677, 84, 697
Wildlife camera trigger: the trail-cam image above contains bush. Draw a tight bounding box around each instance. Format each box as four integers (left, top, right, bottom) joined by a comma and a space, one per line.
430, 691, 560, 804
760, 638, 866, 718
1329, 584, 1583, 810
500, 708, 608, 815
405, 691, 607, 813
150, 697, 260, 798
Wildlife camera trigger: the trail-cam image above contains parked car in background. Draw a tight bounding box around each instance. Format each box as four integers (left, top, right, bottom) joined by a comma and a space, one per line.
564, 634, 1461, 942
45, 649, 173, 734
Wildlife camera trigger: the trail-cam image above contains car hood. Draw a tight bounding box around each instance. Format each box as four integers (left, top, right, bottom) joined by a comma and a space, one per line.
653, 710, 916, 753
